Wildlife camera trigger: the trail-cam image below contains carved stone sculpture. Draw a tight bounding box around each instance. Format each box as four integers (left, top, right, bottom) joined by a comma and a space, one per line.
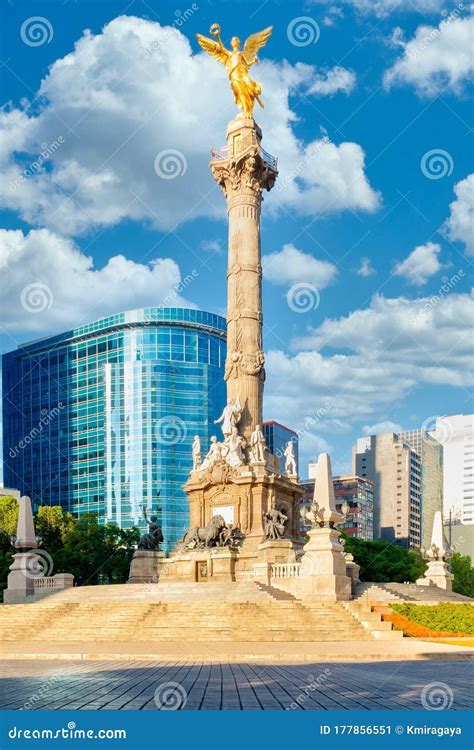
138, 507, 164, 551
182, 514, 227, 549
201, 436, 223, 469
250, 423, 266, 463
284, 441, 297, 475
214, 396, 242, 439
226, 426, 246, 467
262, 502, 288, 541
192, 435, 201, 471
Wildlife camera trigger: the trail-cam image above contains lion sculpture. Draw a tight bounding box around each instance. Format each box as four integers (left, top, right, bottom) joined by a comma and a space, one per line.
182, 514, 226, 549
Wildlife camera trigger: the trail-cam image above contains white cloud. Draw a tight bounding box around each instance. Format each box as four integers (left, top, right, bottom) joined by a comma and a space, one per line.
363, 421, 403, 435
0, 16, 379, 236
313, 0, 454, 17
384, 15, 474, 96
356, 257, 376, 277
262, 244, 337, 289
200, 239, 223, 255
394, 241, 443, 285
265, 290, 472, 463
444, 174, 474, 256
307, 67, 356, 96
0, 228, 194, 334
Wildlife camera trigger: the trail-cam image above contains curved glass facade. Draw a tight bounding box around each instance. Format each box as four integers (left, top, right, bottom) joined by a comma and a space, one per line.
3, 308, 226, 552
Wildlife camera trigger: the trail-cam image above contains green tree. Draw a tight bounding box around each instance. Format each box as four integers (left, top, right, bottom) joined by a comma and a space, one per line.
342, 535, 426, 583
54, 513, 139, 586
451, 552, 474, 598
0, 496, 19, 536
35, 505, 74, 552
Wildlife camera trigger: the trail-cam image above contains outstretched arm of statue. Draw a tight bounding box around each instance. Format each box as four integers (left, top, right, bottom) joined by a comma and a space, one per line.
195, 31, 230, 67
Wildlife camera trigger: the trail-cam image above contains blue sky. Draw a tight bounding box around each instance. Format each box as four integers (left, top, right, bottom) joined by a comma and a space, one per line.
0, 0, 472, 477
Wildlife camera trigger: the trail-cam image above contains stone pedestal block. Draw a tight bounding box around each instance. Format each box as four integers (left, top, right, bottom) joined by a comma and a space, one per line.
4, 551, 39, 604
208, 548, 238, 582
299, 528, 351, 601
258, 539, 296, 564
417, 560, 453, 591
127, 550, 165, 584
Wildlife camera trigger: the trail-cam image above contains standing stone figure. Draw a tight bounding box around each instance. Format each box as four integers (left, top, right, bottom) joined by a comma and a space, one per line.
214, 396, 241, 439
138, 507, 164, 551
284, 441, 297, 475
262, 502, 288, 541
250, 424, 266, 463
192, 435, 201, 471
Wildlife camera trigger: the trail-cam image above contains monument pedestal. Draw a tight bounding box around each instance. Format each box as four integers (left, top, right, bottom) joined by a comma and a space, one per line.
299, 528, 351, 601
4, 551, 39, 604
417, 560, 453, 591
127, 550, 165, 584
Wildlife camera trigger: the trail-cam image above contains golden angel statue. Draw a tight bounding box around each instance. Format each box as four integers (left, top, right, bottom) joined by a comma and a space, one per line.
196, 24, 272, 117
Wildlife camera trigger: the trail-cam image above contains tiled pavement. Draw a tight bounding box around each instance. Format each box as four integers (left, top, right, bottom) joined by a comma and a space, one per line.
0, 659, 472, 710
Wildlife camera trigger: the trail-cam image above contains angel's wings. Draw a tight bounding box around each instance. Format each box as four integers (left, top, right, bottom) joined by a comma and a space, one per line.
195, 34, 230, 66
233, 394, 242, 413
243, 26, 272, 66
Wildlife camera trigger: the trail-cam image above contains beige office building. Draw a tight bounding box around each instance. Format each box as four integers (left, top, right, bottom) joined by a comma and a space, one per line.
352, 430, 442, 550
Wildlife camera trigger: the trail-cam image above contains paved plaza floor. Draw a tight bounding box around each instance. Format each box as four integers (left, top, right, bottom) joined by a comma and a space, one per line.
0, 658, 472, 711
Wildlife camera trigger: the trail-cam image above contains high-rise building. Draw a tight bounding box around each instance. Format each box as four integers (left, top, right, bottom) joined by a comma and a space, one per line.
432, 414, 474, 525
398, 429, 443, 549
2, 307, 226, 553
262, 420, 298, 473
299, 474, 374, 541
352, 433, 423, 549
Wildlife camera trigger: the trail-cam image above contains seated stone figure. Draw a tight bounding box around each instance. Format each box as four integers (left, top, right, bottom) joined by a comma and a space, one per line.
138, 508, 164, 551
262, 502, 288, 541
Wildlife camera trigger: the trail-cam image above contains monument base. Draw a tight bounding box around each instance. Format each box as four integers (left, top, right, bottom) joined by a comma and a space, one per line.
158, 546, 239, 584
416, 560, 453, 591
299, 528, 351, 601
4, 551, 40, 604
127, 550, 165, 584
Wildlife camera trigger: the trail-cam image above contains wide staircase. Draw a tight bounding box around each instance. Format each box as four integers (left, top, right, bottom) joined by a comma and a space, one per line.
354, 582, 472, 604
0, 581, 378, 643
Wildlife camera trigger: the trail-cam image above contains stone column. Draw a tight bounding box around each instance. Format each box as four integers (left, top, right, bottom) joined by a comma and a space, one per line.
211, 116, 277, 440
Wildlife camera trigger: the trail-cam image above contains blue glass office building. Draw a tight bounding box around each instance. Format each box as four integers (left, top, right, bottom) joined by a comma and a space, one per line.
2, 308, 226, 552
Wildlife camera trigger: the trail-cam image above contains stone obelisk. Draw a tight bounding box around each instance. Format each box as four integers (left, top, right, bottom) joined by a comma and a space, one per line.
211, 117, 277, 439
